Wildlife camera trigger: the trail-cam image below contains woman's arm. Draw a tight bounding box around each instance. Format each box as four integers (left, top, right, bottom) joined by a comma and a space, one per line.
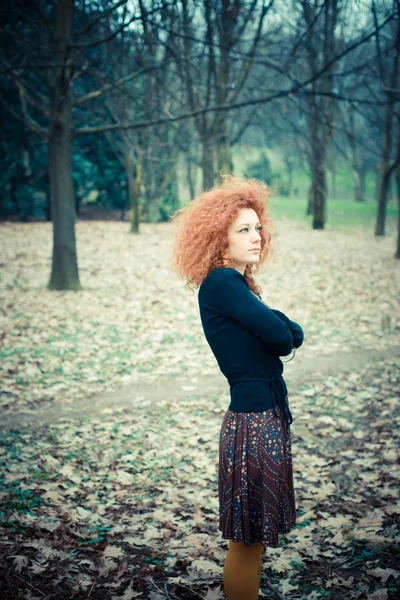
201, 269, 294, 356
269, 308, 304, 349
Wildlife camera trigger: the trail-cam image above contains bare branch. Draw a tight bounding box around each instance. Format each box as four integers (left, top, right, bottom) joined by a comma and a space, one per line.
0, 90, 47, 136
70, 5, 166, 49
75, 84, 389, 137
287, 0, 327, 63
16, 81, 50, 118
229, 1, 271, 103
147, 6, 396, 94
30, 0, 56, 42
16, 82, 49, 132
75, 0, 129, 38
74, 59, 175, 107
0, 57, 50, 113
0, 63, 63, 72
371, 0, 386, 86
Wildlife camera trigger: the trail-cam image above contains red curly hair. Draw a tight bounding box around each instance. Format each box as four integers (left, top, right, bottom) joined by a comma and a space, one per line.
168, 175, 276, 297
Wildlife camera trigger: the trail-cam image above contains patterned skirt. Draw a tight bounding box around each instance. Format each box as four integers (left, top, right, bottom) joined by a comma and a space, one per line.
218, 400, 296, 551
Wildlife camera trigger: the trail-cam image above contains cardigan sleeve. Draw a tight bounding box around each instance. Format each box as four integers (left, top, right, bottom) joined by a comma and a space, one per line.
270, 308, 305, 349
203, 269, 294, 356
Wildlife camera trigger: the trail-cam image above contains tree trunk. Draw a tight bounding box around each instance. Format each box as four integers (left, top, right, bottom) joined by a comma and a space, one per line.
126, 150, 136, 229
360, 167, 366, 201
146, 158, 176, 223
48, 0, 81, 291
375, 169, 380, 201
312, 161, 327, 229
330, 163, 336, 199
75, 192, 80, 217
287, 163, 293, 197
45, 192, 51, 221
348, 107, 365, 203
353, 168, 364, 203
202, 137, 215, 191
375, 165, 391, 236
310, 132, 327, 229
120, 186, 127, 221
304, 0, 337, 229
396, 164, 400, 259
127, 148, 142, 233
147, 196, 161, 223
186, 148, 196, 200
375, 100, 394, 236
216, 117, 233, 179
306, 183, 313, 216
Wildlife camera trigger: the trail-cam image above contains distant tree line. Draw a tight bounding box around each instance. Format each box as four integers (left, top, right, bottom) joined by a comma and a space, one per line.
0, 0, 399, 290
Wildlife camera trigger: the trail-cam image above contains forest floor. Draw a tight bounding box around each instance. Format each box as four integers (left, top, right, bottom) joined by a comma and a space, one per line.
1, 217, 400, 600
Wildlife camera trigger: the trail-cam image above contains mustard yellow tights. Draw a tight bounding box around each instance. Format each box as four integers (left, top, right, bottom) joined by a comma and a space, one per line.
222, 540, 264, 600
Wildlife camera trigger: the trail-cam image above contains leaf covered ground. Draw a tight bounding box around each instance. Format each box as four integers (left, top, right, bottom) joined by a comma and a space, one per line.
1, 218, 400, 599
1, 219, 399, 413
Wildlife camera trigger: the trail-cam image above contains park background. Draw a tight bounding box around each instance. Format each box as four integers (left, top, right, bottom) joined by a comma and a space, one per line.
0, 1, 399, 599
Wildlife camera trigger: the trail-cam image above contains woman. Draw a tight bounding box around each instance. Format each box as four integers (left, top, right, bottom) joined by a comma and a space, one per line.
169, 175, 304, 600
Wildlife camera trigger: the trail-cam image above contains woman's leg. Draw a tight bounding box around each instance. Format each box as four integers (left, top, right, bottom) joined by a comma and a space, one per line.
223, 540, 264, 600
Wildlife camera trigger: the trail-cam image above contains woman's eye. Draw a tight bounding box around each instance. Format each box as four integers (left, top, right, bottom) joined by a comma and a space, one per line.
240, 226, 262, 233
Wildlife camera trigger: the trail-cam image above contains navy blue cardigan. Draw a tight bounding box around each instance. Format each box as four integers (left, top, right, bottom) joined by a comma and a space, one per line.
198, 267, 304, 425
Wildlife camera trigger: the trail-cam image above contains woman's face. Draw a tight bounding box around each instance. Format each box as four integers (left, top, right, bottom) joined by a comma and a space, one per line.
226, 208, 262, 274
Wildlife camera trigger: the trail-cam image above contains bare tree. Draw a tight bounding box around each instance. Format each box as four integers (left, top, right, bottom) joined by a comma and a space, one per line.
0, 0, 168, 289
163, 0, 270, 190
347, 104, 366, 202
3, 0, 400, 284
373, 0, 400, 236
396, 128, 400, 258
90, 12, 180, 230
47, 0, 80, 289
297, 0, 341, 229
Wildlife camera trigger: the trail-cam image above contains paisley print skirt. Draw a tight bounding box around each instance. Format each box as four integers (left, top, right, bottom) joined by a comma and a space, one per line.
218, 401, 296, 551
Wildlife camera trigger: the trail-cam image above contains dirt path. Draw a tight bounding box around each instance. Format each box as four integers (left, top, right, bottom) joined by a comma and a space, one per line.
3, 344, 399, 431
